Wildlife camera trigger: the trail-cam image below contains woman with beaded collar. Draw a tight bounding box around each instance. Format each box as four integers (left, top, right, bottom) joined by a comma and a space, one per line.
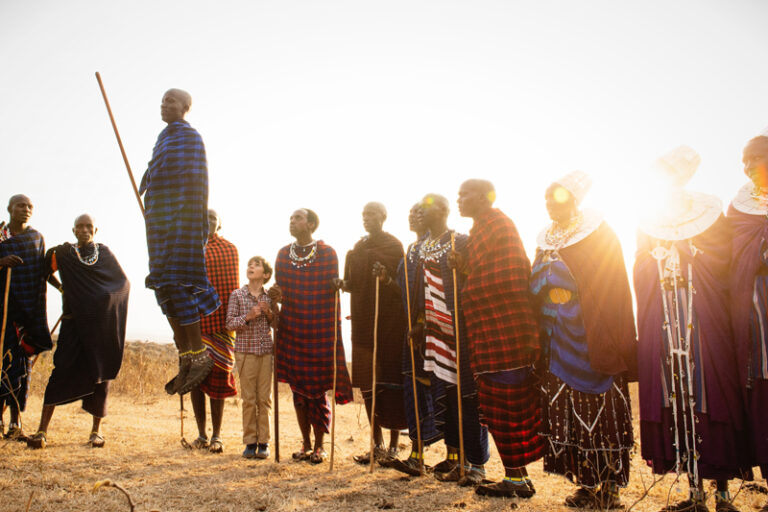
531, 171, 637, 509
635, 146, 749, 512
273, 208, 353, 464
728, 129, 768, 512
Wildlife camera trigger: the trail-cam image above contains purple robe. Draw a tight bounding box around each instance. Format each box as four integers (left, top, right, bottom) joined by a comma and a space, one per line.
635, 215, 749, 479
728, 203, 768, 473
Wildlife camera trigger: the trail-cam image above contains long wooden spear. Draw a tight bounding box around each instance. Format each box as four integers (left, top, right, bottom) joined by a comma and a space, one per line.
273, 323, 280, 463
369, 278, 381, 474
329, 290, 339, 472
450, 232, 466, 479
402, 246, 424, 475
94, 72, 144, 215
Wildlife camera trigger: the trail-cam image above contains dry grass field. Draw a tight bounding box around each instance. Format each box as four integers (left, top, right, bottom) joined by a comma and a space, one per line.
1, 341, 766, 512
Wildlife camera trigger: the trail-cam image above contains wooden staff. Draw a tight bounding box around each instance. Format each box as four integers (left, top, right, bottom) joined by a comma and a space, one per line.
273, 330, 280, 463
402, 246, 424, 475
94, 72, 145, 215
451, 232, 466, 479
369, 278, 381, 474
329, 290, 339, 472
0, 269, 10, 359
180, 395, 192, 449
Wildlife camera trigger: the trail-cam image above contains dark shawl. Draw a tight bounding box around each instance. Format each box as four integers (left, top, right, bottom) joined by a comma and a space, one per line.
49, 243, 129, 383
0, 227, 51, 352
728, 204, 768, 387
634, 215, 743, 428
462, 208, 539, 374
344, 232, 407, 389
139, 120, 213, 291
558, 222, 637, 379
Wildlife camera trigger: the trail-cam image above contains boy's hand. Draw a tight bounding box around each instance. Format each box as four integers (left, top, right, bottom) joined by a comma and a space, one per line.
245, 306, 262, 321
332, 278, 346, 291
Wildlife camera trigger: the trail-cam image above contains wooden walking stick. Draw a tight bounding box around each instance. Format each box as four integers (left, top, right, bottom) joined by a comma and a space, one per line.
329, 290, 339, 472
402, 246, 424, 475
94, 71, 145, 215
369, 277, 381, 474
0, 269, 11, 359
180, 395, 192, 449
273, 333, 280, 463
450, 232, 466, 479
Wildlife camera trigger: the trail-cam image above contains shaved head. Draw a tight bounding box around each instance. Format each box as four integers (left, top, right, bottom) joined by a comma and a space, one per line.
165, 88, 192, 110
422, 193, 450, 214
74, 213, 96, 227
8, 194, 31, 209
363, 201, 387, 218
461, 179, 496, 205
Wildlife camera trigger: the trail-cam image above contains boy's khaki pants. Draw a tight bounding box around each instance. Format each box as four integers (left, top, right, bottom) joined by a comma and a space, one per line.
235, 352, 273, 445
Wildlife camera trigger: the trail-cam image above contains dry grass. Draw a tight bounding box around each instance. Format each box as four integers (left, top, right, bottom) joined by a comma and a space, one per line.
3, 341, 766, 511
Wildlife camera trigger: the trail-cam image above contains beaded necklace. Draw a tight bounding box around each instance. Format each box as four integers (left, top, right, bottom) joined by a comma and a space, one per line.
74, 243, 99, 266
289, 240, 317, 268
750, 185, 768, 218
420, 231, 452, 262
544, 212, 584, 249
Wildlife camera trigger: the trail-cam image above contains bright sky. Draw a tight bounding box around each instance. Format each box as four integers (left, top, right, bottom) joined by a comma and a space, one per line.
1, 1, 767, 345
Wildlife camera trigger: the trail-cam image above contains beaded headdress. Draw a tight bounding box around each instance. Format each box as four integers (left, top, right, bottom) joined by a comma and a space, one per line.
555, 170, 592, 206
654, 145, 700, 187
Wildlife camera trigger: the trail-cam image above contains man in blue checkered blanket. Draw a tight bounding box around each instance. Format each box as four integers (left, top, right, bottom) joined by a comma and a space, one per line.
139, 88, 220, 396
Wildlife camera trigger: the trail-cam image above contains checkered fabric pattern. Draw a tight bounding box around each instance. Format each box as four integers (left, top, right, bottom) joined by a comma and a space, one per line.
139, 121, 218, 303
463, 208, 539, 374
226, 285, 273, 354
274, 241, 352, 405
0, 227, 51, 353
293, 392, 332, 433
199, 345, 238, 400
155, 284, 219, 326
476, 374, 544, 469
200, 234, 239, 334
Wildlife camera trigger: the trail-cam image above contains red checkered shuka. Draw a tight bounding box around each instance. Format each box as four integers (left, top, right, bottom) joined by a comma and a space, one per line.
200, 234, 239, 334
462, 208, 539, 374
476, 375, 544, 469
275, 241, 353, 404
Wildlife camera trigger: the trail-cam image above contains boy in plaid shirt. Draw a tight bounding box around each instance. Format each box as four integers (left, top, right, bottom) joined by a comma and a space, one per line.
226, 256, 278, 459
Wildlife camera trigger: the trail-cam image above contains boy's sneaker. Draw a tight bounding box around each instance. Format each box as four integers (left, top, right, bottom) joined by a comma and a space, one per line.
255, 443, 270, 459
242, 443, 258, 459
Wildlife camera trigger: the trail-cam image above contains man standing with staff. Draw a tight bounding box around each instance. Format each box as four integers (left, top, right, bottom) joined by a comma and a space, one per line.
455, 179, 544, 499
139, 88, 219, 396
0, 194, 52, 439
334, 201, 407, 465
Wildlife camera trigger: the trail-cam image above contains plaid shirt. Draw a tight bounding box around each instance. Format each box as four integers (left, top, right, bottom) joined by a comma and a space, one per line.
226, 285, 273, 354
200, 234, 239, 334
0, 226, 51, 353
139, 120, 214, 292
462, 208, 539, 374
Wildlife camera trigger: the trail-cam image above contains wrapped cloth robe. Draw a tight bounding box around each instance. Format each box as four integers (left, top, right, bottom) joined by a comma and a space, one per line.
462, 208, 544, 469
532, 221, 636, 487
344, 232, 407, 430
139, 120, 219, 324
419, 231, 489, 466
635, 214, 750, 480
199, 233, 239, 400
275, 240, 352, 433
397, 236, 442, 446
43, 243, 129, 417
0, 226, 51, 412
728, 190, 768, 475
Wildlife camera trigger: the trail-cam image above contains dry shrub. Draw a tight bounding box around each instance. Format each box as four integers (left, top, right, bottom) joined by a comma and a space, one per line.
29, 340, 178, 399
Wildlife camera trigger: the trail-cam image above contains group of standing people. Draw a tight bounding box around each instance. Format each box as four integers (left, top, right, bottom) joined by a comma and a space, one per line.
4, 85, 768, 512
